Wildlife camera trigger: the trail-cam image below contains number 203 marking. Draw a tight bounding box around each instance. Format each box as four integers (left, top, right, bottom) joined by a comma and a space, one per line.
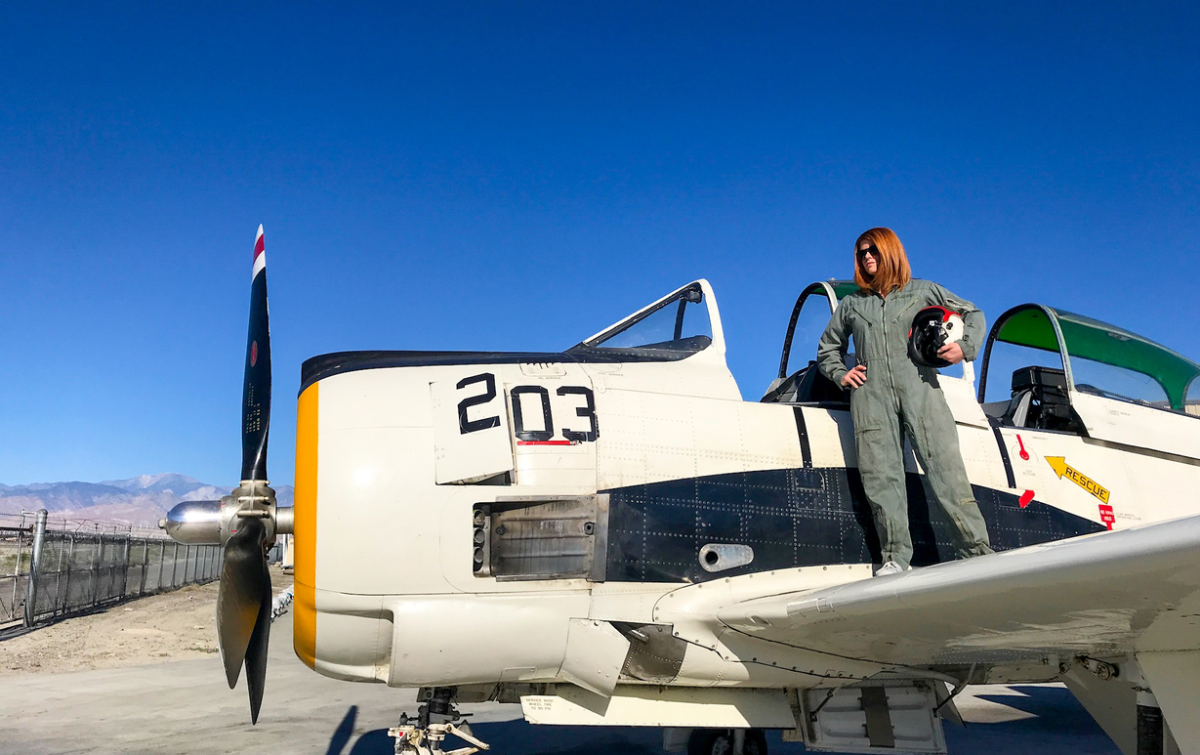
455, 372, 599, 442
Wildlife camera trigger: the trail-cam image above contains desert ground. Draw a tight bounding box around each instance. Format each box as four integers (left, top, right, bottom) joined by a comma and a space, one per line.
0, 575, 1119, 755
0, 572, 228, 675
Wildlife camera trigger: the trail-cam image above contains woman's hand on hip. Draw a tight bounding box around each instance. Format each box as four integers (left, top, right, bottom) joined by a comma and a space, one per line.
841, 364, 867, 389
938, 343, 965, 364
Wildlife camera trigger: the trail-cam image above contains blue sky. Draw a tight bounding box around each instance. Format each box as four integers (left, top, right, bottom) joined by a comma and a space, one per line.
1, 2, 1197, 487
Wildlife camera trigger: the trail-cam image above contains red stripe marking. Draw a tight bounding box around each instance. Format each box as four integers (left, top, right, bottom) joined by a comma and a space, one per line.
517, 440, 575, 446
254, 231, 265, 260
1018, 490, 1035, 508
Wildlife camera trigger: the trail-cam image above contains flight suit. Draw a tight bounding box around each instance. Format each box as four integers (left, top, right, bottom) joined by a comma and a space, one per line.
817, 279, 993, 568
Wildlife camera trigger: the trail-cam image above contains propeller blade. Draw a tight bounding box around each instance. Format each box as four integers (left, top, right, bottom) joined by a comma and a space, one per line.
244, 546, 272, 724
212, 225, 277, 724
216, 516, 271, 689
241, 224, 272, 482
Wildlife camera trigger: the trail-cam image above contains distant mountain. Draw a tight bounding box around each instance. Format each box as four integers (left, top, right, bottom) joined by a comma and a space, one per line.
0, 475, 294, 529
100, 473, 232, 502
0, 481, 138, 512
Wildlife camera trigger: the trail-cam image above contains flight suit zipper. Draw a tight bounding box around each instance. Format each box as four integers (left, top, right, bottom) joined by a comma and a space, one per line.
878, 291, 899, 411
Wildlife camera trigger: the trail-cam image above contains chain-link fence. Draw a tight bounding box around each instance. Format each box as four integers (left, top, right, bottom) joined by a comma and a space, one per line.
9, 511, 221, 627
0, 524, 33, 624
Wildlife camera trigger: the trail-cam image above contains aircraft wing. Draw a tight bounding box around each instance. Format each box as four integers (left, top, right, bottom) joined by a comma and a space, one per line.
713, 515, 1200, 668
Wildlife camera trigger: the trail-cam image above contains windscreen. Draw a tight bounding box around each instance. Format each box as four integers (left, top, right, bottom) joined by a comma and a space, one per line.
585, 284, 713, 352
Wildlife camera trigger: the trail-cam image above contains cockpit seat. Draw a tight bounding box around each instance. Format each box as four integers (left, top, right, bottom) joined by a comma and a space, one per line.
1002, 366, 1081, 432
761, 360, 850, 405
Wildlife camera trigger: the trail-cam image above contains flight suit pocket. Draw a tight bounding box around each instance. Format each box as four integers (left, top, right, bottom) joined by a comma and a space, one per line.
889, 295, 920, 322
915, 393, 961, 462
849, 316, 872, 360
916, 414, 941, 462
850, 394, 882, 433
853, 425, 884, 469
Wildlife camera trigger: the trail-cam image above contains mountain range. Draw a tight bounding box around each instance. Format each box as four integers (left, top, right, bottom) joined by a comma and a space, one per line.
0, 473, 294, 528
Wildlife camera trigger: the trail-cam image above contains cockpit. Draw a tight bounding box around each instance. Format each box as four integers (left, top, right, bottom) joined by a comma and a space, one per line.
763, 279, 1200, 458
573, 277, 1200, 455
977, 305, 1200, 460
979, 305, 1200, 416
761, 280, 857, 405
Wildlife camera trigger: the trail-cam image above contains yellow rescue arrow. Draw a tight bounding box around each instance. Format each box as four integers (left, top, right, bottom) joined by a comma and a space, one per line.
1045, 456, 1110, 504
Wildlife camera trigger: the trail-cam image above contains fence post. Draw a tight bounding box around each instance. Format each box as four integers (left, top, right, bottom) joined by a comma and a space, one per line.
89, 534, 102, 610
120, 535, 132, 601
22, 509, 48, 627
139, 538, 150, 596
61, 534, 75, 620
53, 535, 65, 617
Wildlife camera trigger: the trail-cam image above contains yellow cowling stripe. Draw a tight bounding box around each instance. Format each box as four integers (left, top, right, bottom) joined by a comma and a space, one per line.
293, 382, 318, 669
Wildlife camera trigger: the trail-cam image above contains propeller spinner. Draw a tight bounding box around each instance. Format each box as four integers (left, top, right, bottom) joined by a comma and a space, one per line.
162, 225, 291, 724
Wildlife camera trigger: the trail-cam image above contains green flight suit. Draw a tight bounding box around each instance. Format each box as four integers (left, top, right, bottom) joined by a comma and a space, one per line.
817, 279, 993, 568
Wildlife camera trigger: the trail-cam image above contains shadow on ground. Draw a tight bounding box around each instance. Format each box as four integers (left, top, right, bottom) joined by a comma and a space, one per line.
328, 719, 664, 755
323, 686, 1120, 755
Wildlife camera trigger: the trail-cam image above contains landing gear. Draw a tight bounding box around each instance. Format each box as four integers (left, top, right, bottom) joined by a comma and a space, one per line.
686, 728, 768, 755
389, 687, 492, 755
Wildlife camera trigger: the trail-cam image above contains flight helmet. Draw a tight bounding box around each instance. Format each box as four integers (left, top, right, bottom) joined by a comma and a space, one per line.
908, 306, 964, 368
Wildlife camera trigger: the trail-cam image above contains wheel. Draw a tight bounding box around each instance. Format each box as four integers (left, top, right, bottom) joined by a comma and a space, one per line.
687, 729, 729, 755
745, 729, 767, 755
687, 728, 768, 755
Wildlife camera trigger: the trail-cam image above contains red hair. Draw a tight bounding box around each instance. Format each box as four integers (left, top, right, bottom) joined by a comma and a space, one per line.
854, 227, 912, 295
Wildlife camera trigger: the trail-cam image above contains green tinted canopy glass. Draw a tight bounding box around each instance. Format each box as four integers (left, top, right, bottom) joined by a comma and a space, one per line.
994, 305, 1200, 410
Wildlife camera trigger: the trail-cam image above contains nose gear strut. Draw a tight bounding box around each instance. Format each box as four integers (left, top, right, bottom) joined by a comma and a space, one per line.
389, 687, 492, 755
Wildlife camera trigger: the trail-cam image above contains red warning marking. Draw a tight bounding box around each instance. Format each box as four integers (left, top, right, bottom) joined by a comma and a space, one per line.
517, 440, 575, 446
1016, 434, 1030, 461
1099, 504, 1116, 531
254, 231, 265, 259
1019, 490, 1035, 508
250, 341, 258, 367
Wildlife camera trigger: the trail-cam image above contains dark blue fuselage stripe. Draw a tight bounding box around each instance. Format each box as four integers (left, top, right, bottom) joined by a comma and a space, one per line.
602, 466, 1104, 584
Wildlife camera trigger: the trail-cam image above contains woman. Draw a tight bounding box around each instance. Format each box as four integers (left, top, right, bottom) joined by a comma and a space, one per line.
817, 227, 993, 576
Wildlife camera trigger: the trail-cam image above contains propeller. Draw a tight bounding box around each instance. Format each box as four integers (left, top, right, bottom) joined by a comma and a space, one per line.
219, 514, 272, 714
162, 224, 288, 724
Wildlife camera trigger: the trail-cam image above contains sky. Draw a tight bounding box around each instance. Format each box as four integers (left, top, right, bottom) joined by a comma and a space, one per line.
1, 2, 1198, 487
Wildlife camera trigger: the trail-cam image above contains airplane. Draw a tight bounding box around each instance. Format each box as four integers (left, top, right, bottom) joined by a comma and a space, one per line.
164, 227, 1200, 755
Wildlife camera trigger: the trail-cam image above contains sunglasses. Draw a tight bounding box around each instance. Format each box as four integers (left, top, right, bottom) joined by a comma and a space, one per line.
857, 245, 880, 260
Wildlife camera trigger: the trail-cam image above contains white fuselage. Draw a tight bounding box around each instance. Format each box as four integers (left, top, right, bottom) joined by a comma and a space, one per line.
291, 335, 1200, 692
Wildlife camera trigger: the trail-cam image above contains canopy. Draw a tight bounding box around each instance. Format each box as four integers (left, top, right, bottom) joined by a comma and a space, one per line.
991, 305, 1200, 411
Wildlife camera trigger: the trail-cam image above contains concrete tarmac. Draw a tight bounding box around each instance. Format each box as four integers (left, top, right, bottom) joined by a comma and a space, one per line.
0, 611, 1119, 755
